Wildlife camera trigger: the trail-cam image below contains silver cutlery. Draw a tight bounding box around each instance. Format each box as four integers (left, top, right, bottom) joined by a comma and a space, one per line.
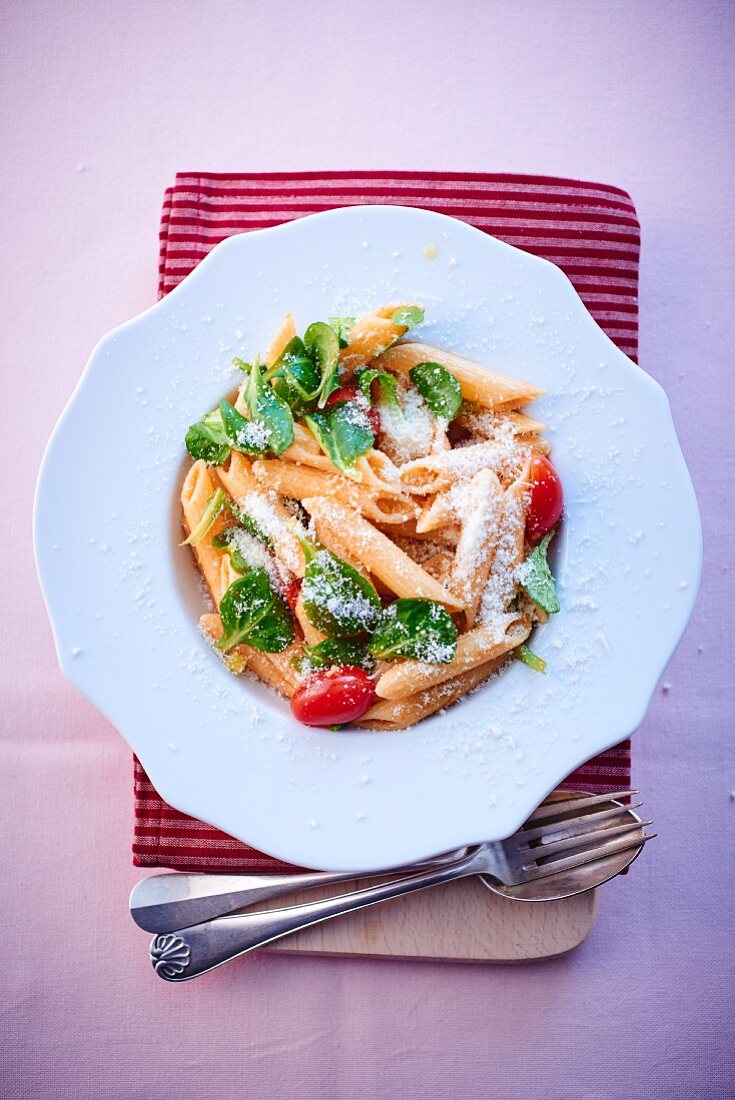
146, 790, 652, 981
131, 847, 465, 933
133, 789, 639, 933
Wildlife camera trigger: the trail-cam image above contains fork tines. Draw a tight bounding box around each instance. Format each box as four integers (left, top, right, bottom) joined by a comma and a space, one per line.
526, 789, 638, 824
516, 789, 654, 881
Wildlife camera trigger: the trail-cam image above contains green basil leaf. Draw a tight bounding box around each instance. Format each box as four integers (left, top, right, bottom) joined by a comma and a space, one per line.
211, 527, 250, 573
182, 488, 227, 546
242, 364, 295, 456
368, 599, 457, 663
304, 404, 374, 482
216, 569, 295, 653
391, 305, 424, 330
301, 548, 381, 636
304, 321, 341, 408
356, 368, 399, 408
328, 316, 356, 349
303, 636, 375, 673
514, 643, 547, 674
185, 415, 231, 464
267, 337, 322, 413
521, 530, 560, 614
409, 361, 463, 421
219, 398, 270, 455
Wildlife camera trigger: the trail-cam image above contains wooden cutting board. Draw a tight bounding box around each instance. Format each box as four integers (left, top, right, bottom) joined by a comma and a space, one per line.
267, 790, 607, 962
267, 878, 597, 962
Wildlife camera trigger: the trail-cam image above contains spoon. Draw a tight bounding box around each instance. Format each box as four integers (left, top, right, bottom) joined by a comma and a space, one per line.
147, 792, 650, 980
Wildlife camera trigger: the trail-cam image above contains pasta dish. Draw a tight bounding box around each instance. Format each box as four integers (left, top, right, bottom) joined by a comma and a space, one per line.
179, 304, 563, 730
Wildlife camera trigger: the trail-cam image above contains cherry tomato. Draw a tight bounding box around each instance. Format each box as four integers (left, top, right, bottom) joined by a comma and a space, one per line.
283, 576, 302, 612
325, 385, 381, 435
525, 453, 564, 543
290, 666, 375, 727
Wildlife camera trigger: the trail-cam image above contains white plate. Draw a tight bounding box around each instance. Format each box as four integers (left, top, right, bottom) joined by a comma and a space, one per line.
34, 205, 701, 871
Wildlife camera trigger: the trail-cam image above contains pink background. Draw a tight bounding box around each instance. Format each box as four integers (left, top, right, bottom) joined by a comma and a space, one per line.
2, 3, 734, 1098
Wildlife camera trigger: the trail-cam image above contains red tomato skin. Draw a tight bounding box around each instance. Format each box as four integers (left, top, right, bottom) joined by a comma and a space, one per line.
526, 454, 564, 543
290, 666, 375, 728
325, 385, 381, 435
283, 577, 302, 612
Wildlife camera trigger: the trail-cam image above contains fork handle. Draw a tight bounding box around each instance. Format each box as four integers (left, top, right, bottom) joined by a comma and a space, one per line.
150, 851, 480, 980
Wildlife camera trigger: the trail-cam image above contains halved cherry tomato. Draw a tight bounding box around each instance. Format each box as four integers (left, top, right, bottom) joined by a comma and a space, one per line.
325, 385, 381, 435
290, 665, 375, 728
525, 453, 563, 543
283, 576, 302, 612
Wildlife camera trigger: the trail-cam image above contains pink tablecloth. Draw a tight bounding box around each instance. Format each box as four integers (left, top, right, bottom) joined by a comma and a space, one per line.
4, 4, 732, 1100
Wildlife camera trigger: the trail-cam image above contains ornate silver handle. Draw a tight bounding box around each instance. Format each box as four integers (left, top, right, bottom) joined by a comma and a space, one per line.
150, 849, 482, 980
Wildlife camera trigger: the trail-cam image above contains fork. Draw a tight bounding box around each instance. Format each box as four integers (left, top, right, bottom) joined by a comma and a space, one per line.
149, 790, 653, 980
135, 788, 637, 933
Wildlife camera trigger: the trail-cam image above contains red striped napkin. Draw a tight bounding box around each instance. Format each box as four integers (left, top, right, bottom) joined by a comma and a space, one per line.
134, 171, 635, 872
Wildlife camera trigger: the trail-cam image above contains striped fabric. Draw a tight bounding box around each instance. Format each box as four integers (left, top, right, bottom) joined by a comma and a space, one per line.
134, 171, 634, 872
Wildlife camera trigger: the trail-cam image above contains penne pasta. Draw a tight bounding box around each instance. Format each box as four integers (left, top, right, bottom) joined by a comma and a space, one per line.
295, 594, 326, 646
373, 615, 531, 702
340, 302, 422, 373
251, 459, 417, 526
181, 461, 233, 604
450, 468, 503, 627
373, 342, 542, 409
358, 657, 506, 730
199, 611, 297, 696
180, 301, 560, 733
455, 407, 546, 439
215, 451, 258, 499
400, 440, 531, 495
265, 312, 297, 368
415, 492, 456, 534
302, 496, 466, 610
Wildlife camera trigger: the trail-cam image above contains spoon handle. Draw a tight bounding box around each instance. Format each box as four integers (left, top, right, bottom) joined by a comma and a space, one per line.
150, 851, 480, 980
132, 849, 465, 933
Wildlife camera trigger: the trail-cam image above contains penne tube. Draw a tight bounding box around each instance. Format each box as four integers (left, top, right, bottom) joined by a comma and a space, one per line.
264, 644, 303, 695
251, 459, 417, 526
478, 453, 533, 619
373, 614, 531, 702
455, 408, 547, 439
340, 302, 421, 373
215, 451, 258, 499
200, 611, 300, 697
358, 656, 506, 730
415, 492, 456, 533
281, 443, 338, 471
181, 461, 233, 604
295, 594, 325, 646
265, 312, 297, 368
373, 342, 542, 409
354, 451, 404, 495
400, 440, 531, 495
302, 496, 465, 610
450, 468, 503, 627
